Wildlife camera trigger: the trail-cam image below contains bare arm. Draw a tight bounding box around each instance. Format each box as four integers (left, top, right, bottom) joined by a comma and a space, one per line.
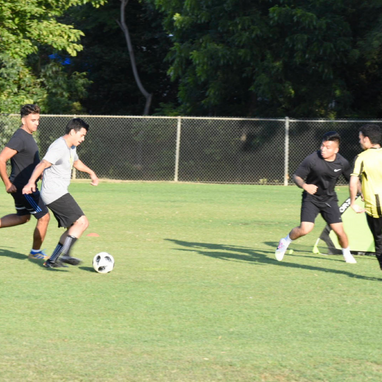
22, 160, 52, 194
0, 147, 17, 193
73, 159, 99, 186
350, 175, 365, 213
293, 174, 318, 195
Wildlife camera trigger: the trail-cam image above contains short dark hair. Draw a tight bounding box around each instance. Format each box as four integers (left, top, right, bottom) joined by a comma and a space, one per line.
322, 131, 341, 145
65, 118, 89, 134
359, 124, 381, 144
20, 104, 40, 118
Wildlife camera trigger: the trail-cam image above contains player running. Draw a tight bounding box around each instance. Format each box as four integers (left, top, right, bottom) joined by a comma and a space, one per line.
0, 104, 50, 260
23, 118, 99, 268
350, 124, 382, 270
275, 131, 356, 264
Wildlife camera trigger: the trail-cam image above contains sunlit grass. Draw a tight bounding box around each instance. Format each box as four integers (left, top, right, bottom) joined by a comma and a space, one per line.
0, 182, 381, 381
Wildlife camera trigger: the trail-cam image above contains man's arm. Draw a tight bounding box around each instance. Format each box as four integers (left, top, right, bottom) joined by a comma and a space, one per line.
73, 160, 99, 186
0, 147, 17, 193
22, 160, 52, 194
293, 174, 318, 195
349, 175, 365, 213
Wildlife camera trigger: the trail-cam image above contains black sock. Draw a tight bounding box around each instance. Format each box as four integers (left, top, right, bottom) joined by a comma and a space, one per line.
49, 243, 63, 263
61, 235, 78, 257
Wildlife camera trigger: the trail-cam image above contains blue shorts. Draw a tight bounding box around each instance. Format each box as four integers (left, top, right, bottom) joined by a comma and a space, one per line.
12, 190, 49, 219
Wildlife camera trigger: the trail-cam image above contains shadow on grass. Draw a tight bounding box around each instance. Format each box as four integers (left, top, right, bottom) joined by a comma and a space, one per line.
264, 240, 344, 262
165, 239, 381, 282
79, 266, 97, 273
0, 248, 28, 261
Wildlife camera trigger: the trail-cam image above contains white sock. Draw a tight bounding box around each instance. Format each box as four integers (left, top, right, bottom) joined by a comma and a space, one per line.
284, 235, 292, 245
342, 247, 351, 257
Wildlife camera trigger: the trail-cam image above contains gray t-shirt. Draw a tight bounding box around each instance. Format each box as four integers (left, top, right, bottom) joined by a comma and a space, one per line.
41, 137, 78, 205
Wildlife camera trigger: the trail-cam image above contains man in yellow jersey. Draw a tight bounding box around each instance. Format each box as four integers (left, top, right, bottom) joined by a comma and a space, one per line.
350, 124, 382, 270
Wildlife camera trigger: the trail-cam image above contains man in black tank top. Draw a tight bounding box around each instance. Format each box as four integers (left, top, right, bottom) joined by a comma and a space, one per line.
0, 104, 50, 260
275, 131, 356, 264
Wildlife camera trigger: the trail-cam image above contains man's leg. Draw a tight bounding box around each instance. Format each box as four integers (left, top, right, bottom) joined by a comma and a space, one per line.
322, 196, 357, 264
276, 222, 315, 261
330, 222, 348, 248
22, 191, 51, 260
0, 213, 30, 227
32, 213, 50, 251
2, 192, 32, 227
365, 214, 382, 270
330, 222, 356, 263
276, 197, 318, 261
47, 215, 89, 266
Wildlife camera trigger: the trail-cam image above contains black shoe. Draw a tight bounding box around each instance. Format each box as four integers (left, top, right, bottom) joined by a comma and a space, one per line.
43, 259, 68, 268
60, 255, 82, 266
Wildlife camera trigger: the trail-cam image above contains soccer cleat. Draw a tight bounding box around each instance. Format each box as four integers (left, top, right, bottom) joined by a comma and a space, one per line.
343, 253, 357, 264
28, 249, 49, 260
275, 238, 289, 261
59, 255, 82, 266
43, 259, 68, 268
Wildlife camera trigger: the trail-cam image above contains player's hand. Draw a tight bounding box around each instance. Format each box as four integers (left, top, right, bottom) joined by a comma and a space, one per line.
90, 173, 99, 186
6, 183, 17, 193
303, 183, 318, 195
22, 182, 36, 195
351, 203, 366, 214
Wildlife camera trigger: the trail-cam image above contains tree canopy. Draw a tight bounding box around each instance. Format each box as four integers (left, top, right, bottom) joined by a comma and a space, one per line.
2, 0, 382, 118
0, 0, 105, 113
152, 0, 382, 118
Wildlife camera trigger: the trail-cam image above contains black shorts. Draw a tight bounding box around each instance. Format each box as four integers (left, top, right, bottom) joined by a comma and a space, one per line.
47, 193, 84, 228
301, 196, 342, 225
12, 190, 49, 219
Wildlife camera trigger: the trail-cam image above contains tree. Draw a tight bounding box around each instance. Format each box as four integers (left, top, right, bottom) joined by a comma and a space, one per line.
118, 0, 152, 115
0, 0, 106, 113
151, 0, 382, 118
66, 0, 178, 115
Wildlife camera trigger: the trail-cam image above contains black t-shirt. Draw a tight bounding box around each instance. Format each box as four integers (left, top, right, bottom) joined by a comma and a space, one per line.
6, 129, 40, 188
294, 150, 351, 202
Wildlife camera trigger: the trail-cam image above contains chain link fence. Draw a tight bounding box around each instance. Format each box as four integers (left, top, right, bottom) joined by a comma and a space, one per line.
1, 114, 381, 185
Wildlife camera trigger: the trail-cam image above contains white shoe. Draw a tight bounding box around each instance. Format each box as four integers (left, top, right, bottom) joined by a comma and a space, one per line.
343, 253, 357, 264
275, 238, 289, 261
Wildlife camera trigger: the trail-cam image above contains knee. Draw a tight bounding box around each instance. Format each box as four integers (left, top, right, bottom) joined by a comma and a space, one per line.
77, 215, 89, 230
298, 226, 313, 236
298, 229, 309, 237
39, 212, 50, 223
21, 215, 31, 224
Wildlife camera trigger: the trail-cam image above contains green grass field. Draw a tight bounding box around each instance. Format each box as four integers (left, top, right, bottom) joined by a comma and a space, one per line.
1, 182, 382, 381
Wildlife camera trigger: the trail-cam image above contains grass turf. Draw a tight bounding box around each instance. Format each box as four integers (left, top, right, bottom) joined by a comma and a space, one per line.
0, 182, 382, 381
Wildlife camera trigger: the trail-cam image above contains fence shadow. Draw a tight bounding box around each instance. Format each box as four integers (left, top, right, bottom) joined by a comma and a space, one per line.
165, 239, 381, 282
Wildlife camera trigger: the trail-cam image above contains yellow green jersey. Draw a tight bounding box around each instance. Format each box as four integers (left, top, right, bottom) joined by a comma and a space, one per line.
351, 147, 382, 218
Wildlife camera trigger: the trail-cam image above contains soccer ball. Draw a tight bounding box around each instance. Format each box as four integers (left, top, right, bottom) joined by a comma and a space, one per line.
92, 252, 115, 273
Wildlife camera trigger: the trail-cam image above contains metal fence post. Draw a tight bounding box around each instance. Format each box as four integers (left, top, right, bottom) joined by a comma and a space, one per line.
284, 116, 289, 186
174, 116, 182, 182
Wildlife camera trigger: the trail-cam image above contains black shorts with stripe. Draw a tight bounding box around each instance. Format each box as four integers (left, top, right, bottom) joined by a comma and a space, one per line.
47, 193, 84, 228
12, 190, 49, 219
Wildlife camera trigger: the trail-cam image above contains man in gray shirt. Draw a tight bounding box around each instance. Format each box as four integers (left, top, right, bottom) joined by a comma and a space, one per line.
23, 118, 99, 268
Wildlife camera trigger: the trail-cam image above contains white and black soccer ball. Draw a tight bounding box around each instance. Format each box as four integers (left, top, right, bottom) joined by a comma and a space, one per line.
92, 252, 115, 273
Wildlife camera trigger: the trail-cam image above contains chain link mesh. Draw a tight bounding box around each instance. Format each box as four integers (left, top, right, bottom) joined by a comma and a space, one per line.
1, 115, 381, 185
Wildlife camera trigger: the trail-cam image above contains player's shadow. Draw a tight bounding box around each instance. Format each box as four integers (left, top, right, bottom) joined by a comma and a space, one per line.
0, 248, 29, 261
165, 239, 381, 282
264, 240, 342, 261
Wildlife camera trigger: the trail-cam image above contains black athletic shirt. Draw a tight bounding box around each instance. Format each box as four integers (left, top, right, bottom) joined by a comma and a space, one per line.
294, 150, 351, 202
6, 129, 40, 189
